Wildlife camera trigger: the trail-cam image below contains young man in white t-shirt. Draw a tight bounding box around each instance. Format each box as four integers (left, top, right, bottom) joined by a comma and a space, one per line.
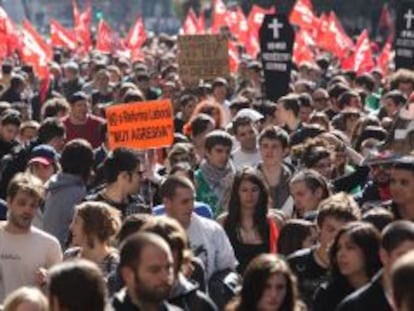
231, 115, 261, 170
161, 175, 237, 280
0, 173, 62, 301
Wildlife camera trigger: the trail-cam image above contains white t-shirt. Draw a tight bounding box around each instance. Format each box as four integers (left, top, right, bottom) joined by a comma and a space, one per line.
186, 214, 237, 279
232, 148, 262, 170
0, 224, 62, 301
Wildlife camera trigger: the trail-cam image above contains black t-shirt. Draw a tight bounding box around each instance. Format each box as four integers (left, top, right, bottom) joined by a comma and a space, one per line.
288, 247, 328, 309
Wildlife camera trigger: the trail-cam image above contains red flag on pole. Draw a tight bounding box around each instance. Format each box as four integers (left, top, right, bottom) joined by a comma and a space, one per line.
245, 5, 276, 58
317, 12, 353, 58
50, 19, 77, 50
96, 19, 114, 53
377, 40, 392, 76
73, 0, 92, 53
289, 0, 318, 30
21, 20, 52, 79
341, 30, 375, 75
293, 30, 315, 65
180, 9, 199, 35
228, 40, 239, 73
125, 16, 146, 49
197, 11, 206, 33
212, 0, 229, 34
0, 7, 20, 56
378, 4, 392, 30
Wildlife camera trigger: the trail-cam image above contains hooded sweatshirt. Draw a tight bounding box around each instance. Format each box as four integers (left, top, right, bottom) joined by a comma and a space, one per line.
42, 173, 86, 248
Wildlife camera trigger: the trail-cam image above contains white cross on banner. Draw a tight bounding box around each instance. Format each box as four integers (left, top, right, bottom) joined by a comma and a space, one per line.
404, 9, 414, 29
268, 19, 283, 39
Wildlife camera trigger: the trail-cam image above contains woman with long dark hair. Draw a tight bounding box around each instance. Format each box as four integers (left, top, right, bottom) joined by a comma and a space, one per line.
226, 254, 304, 311
219, 168, 279, 273
313, 221, 382, 311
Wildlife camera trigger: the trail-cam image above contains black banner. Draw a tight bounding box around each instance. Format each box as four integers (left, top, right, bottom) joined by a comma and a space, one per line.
395, 1, 414, 70
259, 14, 294, 102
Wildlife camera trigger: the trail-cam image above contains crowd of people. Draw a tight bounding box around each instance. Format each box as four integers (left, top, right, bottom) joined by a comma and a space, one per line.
1, 11, 414, 311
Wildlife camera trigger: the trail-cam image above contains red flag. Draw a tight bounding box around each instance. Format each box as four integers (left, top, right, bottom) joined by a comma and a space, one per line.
0, 7, 20, 56
72, 0, 80, 25
50, 19, 77, 50
21, 20, 52, 79
245, 34, 260, 59
342, 30, 375, 75
245, 5, 276, 58
289, 0, 318, 30
378, 4, 392, 30
212, 0, 229, 34
247, 5, 276, 36
377, 40, 392, 76
198, 11, 206, 33
293, 30, 315, 65
73, 0, 92, 53
125, 16, 146, 50
317, 12, 353, 58
236, 7, 248, 45
315, 13, 329, 42
0, 32, 8, 60
228, 40, 239, 73
96, 19, 114, 53
180, 9, 199, 35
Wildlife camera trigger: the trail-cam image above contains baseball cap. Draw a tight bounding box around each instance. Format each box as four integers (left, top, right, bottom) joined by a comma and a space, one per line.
28, 144, 59, 166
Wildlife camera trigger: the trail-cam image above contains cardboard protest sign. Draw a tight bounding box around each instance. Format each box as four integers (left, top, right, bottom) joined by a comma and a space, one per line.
106, 100, 174, 150
178, 34, 230, 83
395, 1, 414, 69
259, 14, 294, 101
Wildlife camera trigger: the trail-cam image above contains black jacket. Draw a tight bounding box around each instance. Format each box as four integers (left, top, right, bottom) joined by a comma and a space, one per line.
336, 272, 391, 311
112, 289, 183, 311
169, 274, 217, 311
313, 278, 354, 311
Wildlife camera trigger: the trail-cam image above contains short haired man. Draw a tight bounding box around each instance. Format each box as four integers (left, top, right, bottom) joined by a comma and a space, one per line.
0, 117, 66, 199
381, 90, 406, 118
231, 116, 261, 169
288, 192, 361, 308
48, 260, 107, 311
43, 139, 94, 247
257, 126, 292, 211
141, 217, 217, 311
86, 147, 148, 217
194, 130, 235, 216
161, 176, 237, 281
62, 91, 105, 148
337, 220, 414, 311
112, 232, 182, 310
0, 110, 21, 158
275, 94, 301, 134
0, 173, 62, 301
389, 156, 414, 221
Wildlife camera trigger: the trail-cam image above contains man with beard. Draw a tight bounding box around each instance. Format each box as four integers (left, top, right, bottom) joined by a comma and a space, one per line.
356, 151, 396, 209
0, 173, 62, 301
112, 232, 183, 311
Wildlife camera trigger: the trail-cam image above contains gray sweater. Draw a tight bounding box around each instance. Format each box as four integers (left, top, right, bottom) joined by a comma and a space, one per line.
42, 173, 86, 248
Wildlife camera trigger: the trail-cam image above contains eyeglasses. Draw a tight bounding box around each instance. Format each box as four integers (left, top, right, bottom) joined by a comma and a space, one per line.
313, 97, 329, 102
